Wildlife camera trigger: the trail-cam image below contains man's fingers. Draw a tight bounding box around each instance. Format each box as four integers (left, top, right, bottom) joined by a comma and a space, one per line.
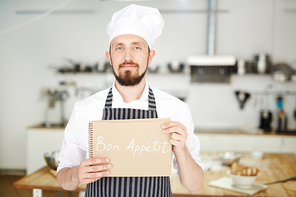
87, 170, 110, 178
171, 132, 184, 141
166, 127, 183, 134
162, 122, 186, 135
170, 139, 183, 147
162, 121, 178, 129
81, 157, 110, 167
162, 121, 186, 130
78, 157, 112, 184
83, 164, 112, 173
79, 170, 111, 184
163, 126, 187, 138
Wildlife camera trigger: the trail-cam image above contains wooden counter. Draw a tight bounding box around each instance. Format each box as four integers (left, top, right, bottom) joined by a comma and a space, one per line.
171, 153, 296, 196
13, 166, 86, 192
14, 153, 296, 196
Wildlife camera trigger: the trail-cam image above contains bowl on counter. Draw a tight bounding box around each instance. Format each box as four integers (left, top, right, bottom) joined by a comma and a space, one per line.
44, 151, 59, 170
219, 152, 242, 166
251, 151, 264, 159
227, 170, 260, 188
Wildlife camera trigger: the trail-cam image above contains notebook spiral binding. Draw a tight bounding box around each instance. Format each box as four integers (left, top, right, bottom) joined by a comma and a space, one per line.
89, 122, 94, 158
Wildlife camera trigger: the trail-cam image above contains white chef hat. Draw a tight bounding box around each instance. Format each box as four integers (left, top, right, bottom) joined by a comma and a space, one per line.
107, 4, 164, 49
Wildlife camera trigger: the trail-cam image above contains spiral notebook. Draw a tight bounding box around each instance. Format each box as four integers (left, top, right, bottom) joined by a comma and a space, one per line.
89, 118, 172, 177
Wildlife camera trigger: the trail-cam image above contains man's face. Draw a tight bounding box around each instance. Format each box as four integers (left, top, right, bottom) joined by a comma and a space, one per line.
106, 34, 155, 86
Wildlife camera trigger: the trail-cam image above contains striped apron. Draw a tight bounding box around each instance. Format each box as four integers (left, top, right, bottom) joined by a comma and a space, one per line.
85, 86, 172, 197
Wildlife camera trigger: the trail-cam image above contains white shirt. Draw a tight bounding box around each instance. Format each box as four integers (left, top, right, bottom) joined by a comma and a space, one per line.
57, 82, 204, 173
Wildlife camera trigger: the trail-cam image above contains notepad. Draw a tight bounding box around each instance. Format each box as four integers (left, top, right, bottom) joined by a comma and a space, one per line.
89, 118, 172, 177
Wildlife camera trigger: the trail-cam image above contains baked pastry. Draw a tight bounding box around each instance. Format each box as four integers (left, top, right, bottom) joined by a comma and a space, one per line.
230, 162, 244, 174
230, 162, 259, 176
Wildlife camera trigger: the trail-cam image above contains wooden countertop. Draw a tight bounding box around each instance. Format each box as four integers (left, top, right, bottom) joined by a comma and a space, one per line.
13, 166, 86, 192
13, 153, 296, 196
171, 153, 296, 196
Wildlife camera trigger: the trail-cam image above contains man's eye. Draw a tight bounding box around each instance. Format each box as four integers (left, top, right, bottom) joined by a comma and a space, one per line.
134, 47, 141, 50
116, 47, 123, 50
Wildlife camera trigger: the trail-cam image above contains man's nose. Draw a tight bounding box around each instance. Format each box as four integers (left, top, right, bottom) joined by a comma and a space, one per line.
124, 49, 133, 63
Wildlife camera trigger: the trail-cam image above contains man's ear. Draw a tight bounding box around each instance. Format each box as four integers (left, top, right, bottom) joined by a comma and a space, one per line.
106, 51, 112, 65
148, 50, 155, 65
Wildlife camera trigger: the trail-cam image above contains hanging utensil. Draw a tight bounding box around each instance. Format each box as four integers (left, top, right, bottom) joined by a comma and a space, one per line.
235, 91, 250, 110
263, 176, 296, 185
276, 95, 288, 132
259, 93, 273, 132
253, 53, 272, 74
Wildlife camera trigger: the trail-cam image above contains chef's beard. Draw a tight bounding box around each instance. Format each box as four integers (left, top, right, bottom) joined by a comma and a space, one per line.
112, 61, 148, 86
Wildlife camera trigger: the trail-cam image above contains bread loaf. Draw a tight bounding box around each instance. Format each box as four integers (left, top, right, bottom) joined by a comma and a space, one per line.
230, 162, 259, 176
230, 162, 244, 175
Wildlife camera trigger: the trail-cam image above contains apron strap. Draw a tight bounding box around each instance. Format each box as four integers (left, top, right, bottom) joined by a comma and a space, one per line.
148, 87, 157, 111
104, 86, 157, 111
104, 87, 113, 108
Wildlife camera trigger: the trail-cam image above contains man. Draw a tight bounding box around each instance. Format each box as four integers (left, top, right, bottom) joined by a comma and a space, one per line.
56, 4, 204, 196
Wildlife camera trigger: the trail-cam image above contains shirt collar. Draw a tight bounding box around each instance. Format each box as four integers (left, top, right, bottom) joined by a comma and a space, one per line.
112, 80, 149, 104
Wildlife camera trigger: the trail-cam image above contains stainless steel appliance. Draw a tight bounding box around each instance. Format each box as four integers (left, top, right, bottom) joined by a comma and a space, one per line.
253, 53, 272, 74
188, 55, 236, 83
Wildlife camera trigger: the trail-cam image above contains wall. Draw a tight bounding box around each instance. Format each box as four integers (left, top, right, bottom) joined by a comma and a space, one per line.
0, 0, 296, 170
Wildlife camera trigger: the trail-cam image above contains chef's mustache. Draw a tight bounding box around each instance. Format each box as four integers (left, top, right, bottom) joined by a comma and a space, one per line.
119, 61, 139, 69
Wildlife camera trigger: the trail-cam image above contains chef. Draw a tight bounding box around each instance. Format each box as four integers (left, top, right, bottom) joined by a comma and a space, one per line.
56, 4, 204, 196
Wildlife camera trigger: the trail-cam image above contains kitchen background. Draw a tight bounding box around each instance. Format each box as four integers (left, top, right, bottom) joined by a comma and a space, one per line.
0, 0, 296, 171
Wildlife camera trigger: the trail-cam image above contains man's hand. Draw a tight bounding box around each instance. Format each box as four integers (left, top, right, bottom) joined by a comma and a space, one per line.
78, 157, 112, 185
162, 121, 204, 194
56, 157, 112, 190
162, 121, 188, 155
